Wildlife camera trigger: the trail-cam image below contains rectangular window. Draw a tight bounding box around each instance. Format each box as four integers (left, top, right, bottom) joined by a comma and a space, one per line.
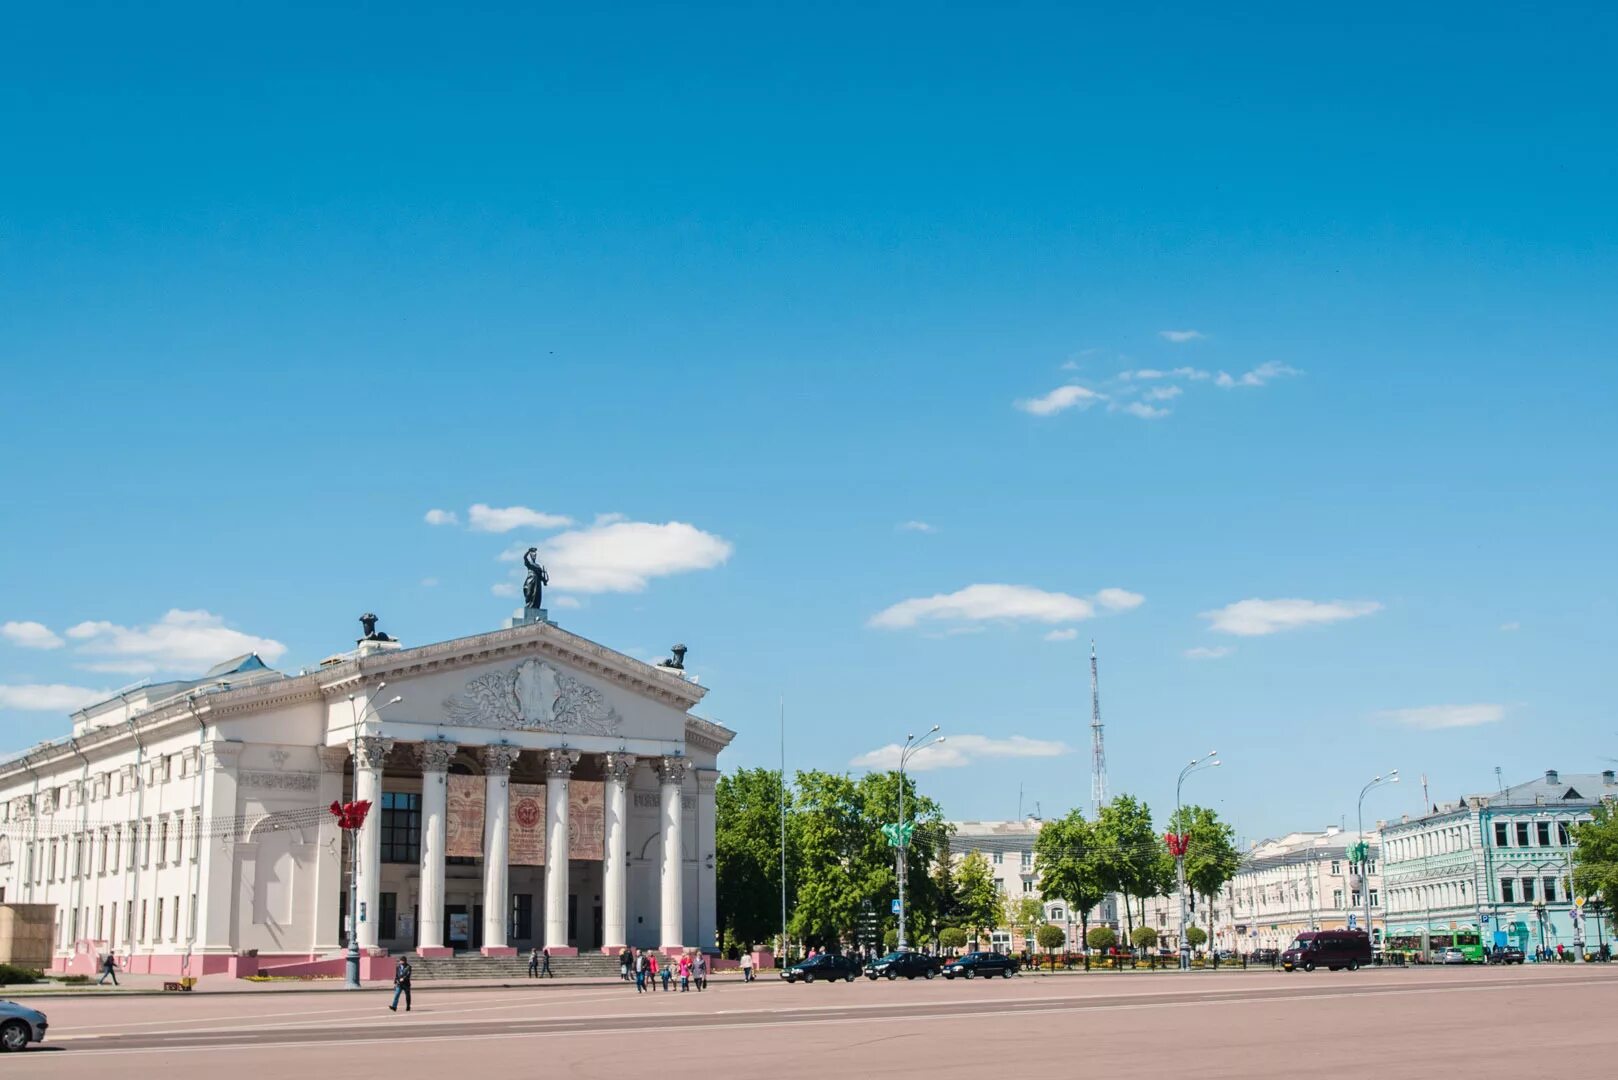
99, 832, 108, 874
172, 895, 180, 941
127, 822, 138, 870
379, 892, 398, 940
1543, 877, 1558, 903
190, 894, 198, 938
1495, 822, 1509, 847
153, 898, 163, 942
173, 817, 184, 863
142, 820, 152, 867
158, 820, 170, 865
1515, 823, 1530, 846
191, 811, 202, 861
1558, 822, 1571, 847
1333, 889, 1344, 907
126, 901, 134, 943
1023, 879, 1034, 894
97, 906, 104, 940
1020, 852, 1032, 869
992, 851, 1003, 865
1370, 889, 1380, 907
1501, 879, 1515, 903
1536, 822, 1551, 847
1330, 860, 1341, 875
380, 792, 422, 864
1351, 891, 1361, 907
1520, 877, 1535, 902
70, 907, 79, 941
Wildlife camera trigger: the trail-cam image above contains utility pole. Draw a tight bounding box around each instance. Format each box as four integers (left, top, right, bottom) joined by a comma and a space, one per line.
1090, 642, 1106, 820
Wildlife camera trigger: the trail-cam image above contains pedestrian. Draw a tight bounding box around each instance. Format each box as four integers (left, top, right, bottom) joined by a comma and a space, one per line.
635, 949, 649, 993
541, 947, 553, 977
740, 950, 754, 983
694, 952, 707, 991
679, 951, 692, 991
620, 950, 633, 982
389, 956, 413, 1012
648, 950, 660, 992
528, 946, 540, 978
97, 952, 119, 986
660, 954, 673, 992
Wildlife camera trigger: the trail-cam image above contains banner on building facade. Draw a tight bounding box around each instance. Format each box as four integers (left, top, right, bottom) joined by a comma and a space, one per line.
569, 780, 605, 860
509, 782, 546, 866
446, 774, 485, 858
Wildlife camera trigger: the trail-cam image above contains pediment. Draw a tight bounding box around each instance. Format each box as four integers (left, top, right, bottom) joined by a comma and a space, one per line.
442, 657, 623, 736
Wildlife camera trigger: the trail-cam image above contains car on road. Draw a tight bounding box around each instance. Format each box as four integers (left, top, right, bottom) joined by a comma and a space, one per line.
780, 954, 860, 984
1488, 946, 1526, 965
1440, 947, 1469, 965
865, 950, 941, 981
940, 951, 1019, 980
1281, 929, 1372, 972
0, 1000, 47, 1052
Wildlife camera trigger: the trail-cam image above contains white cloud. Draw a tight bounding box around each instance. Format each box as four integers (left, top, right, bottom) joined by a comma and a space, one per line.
1118, 402, 1170, 420
0, 683, 112, 712
1184, 645, 1235, 660
1015, 384, 1106, 416
550, 596, 582, 609
1044, 628, 1079, 642
491, 583, 519, 598
504, 520, 733, 594
2, 621, 63, 649
420, 577, 440, 588
1159, 330, 1206, 343
850, 734, 1072, 772
898, 521, 937, 534
869, 583, 1142, 631
1144, 385, 1183, 402
468, 504, 574, 533
1119, 367, 1209, 382
1215, 361, 1301, 389
592, 512, 628, 527
1499, 621, 1520, 632
424, 509, 460, 527
1380, 703, 1506, 730
64, 610, 288, 669
1201, 598, 1381, 637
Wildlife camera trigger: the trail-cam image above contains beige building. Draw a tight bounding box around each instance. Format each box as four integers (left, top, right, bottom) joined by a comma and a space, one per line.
944, 818, 1117, 952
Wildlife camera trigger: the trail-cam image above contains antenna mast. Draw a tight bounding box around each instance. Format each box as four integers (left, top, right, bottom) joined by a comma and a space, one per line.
1090, 640, 1107, 818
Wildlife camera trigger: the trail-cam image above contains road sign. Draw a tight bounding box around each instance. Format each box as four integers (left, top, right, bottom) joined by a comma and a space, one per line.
1348, 914, 1358, 930
891, 899, 902, 914
1482, 914, 1492, 924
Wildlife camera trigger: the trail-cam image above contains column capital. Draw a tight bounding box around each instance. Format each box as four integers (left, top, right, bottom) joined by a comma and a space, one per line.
481, 743, 521, 774
656, 756, 689, 786
602, 752, 638, 783
416, 741, 459, 773
318, 746, 350, 774
352, 736, 393, 771
543, 748, 581, 779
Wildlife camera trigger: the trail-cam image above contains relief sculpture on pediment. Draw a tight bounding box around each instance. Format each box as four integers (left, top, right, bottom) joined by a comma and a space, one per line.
442, 657, 623, 736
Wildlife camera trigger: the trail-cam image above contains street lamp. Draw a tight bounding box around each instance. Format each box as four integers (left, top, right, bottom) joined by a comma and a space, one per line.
1173, 751, 1221, 970
1535, 899, 1548, 959
896, 726, 944, 951
1356, 770, 1399, 954
343, 685, 402, 990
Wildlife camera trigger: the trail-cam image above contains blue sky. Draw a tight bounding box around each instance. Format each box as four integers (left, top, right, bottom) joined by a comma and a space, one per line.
2, 2, 1615, 843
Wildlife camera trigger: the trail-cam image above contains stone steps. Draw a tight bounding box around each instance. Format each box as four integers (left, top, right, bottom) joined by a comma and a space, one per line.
409, 953, 623, 980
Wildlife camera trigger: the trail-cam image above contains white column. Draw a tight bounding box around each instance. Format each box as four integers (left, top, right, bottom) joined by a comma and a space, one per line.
543, 749, 580, 952
312, 747, 349, 953
601, 753, 637, 952
480, 745, 520, 954
695, 768, 719, 950
190, 741, 242, 955
415, 741, 457, 955
657, 757, 689, 949
352, 736, 392, 952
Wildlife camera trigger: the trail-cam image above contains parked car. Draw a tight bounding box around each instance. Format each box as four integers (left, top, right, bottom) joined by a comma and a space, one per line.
1281, 930, 1372, 972
1440, 947, 1469, 965
940, 951, 1019, 980
865, 951, 941, 981
1488, 946, 1526, 965
780, 954, 860, 984
0, 1000, 47, 1052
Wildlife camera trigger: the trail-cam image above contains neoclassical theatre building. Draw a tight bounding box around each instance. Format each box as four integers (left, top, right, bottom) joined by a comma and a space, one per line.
0, 613, 733, 976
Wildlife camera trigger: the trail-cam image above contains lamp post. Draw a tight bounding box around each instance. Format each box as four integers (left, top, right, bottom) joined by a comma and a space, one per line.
1174, 751, 1221, 970
343, 685, 402, 990
896, 727, 944, 951
1356, 770, 1399, 954
1535, 899, 1548, 959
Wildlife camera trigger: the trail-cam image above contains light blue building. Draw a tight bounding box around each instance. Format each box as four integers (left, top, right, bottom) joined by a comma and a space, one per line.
1381, 770, 1615, 959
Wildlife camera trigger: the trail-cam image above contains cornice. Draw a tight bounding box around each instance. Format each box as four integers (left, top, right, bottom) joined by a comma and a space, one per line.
684, 716, 736, 755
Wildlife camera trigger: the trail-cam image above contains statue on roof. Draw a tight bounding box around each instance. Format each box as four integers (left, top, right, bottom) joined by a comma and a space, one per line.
522, 548, 549, 610
358, 613, 393, 643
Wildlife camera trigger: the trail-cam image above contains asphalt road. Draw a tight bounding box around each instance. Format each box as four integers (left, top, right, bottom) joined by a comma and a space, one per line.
10, 965, 1614, 1077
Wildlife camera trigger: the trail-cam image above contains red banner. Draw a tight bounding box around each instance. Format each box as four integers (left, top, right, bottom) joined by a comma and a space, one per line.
446, 774, 485, 858
509, 783, 546, 866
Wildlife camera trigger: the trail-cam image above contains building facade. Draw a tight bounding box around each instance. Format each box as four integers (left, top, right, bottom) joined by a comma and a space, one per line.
1381, 770, 1615, 958
0, 614, 732, 976
943, 819, 1117, 952
1202, 827, 1384, 954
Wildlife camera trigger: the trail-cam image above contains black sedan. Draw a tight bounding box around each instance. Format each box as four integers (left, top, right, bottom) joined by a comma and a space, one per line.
1488, 946, 1526, 965
864, 951, 942, 981
780, 954, 861, 984
940, 951, 1019, 980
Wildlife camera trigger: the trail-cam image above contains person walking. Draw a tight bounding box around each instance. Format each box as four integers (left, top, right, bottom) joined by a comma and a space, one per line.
528, 946, 540, 978
694, 952, 707, 991
389, 956, 413, 1012
97, 952, 119, 986
740, 950, 753, 983
620, 950, 633, 982
541, 948, 553, 978
678, 951, 692, 992
660, 953, 673, 992
647, 951, 660, 992
635, 949, 648, 993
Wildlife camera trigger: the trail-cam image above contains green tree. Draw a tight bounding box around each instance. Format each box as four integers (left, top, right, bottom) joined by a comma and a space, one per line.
939, 927, 969, 953
1573, 804, 1618, 909
1095, 795, 1160, 936
1034, 809, 1108, 951
1172, 804, 1241, 957
1185, 925, 1208, 950
1131, 926, 1159, 950
716, 768, 795, 950
1086, 926, 1117, 951
954, 851, 1001, 943
1008, 895, 1046, 936
1035, 922, 1065, 966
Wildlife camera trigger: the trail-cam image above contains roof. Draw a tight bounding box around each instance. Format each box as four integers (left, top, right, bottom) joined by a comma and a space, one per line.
1484, 771, 1616, 808
202, 653, 270, 679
